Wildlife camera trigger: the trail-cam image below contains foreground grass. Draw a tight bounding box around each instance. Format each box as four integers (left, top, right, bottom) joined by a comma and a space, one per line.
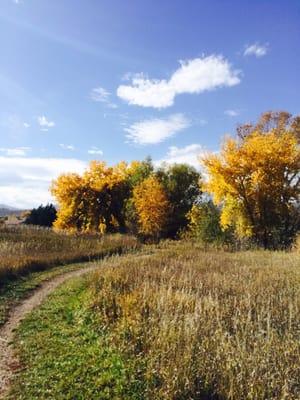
0, 225, 138, 283
8, 273, 144, 400
9, 242, 300, 399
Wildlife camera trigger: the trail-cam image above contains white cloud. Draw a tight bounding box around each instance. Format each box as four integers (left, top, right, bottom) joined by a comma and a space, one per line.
117, 55, 241, 108
224, 109, 239, 117
23, 122, 30, 128
0, 156, 87, 209
155, 144, 205, 169
244, 43, 268, 57
59, 144, 75, 151
88, 146, 103, 155
125, 114, 189, 145
38, 116, 55, 129
90, 86, 118, 109
0, 147, 31, 157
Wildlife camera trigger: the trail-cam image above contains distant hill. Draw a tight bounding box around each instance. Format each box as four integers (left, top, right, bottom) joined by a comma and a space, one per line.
0, 204, 24, 217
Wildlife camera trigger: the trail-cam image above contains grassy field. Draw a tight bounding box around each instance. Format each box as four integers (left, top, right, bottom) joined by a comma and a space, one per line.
8, 242, 300, 400
0, 226, 139, 327
0, 226, 138, 283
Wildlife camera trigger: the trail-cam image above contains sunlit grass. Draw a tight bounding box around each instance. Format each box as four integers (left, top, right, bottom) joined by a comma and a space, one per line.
10, 241, 300, 399
0, 225, 139, 284
90, 242, 300, 399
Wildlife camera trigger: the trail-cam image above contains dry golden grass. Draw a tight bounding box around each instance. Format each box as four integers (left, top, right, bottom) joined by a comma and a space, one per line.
0, 225, 138, 284
90, 241, 300, 399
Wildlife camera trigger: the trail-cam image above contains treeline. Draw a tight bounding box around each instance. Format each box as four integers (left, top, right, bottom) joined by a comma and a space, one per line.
49, 111, 300, 249
51, 159, 202, 240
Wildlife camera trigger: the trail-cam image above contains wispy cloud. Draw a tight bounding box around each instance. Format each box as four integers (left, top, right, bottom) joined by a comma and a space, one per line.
117, 55, 241, 108
0, 156, 87, 209
59, 144, 75, 151
125, 114, 189, 145
0, 147, 30, 157
244, 43, 268, 57
90, 86, 118, 109
0, 14, 103, 59
37, 115, 55, 131
155, 144, 205, 169
224, 109, 239, 117
0, 114, 31, 137
88, 146, 103, 155
90, 87, 110, 102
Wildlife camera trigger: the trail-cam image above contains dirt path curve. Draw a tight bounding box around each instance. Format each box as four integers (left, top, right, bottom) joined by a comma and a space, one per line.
0, 263, 100, 399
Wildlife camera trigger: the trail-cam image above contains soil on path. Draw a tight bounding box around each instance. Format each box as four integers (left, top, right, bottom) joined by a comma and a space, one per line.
0, 264, 99, 399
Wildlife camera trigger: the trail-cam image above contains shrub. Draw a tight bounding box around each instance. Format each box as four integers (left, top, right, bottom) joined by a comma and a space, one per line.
187, 201, 232, 245
24, 204, 57, 227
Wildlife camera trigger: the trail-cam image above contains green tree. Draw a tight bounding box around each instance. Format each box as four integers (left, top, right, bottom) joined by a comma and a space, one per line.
187, 201, 231, 244
24, 204, 57, 227
126, 157, 154, 188
156, 163, 202, 237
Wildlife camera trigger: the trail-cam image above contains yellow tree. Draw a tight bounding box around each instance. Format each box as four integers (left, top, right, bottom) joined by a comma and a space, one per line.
84, 161, 129, 232
51, 173, 88, 232
203, 128, 300, 248
51, 161, 130, 233
132, 176, 170, 239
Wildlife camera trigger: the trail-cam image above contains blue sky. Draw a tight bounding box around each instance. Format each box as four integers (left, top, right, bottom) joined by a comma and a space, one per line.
0, 0, 299, 208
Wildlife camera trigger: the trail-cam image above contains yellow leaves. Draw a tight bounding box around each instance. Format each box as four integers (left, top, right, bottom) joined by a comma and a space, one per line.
51, 158, 162, 235
187, 204, 201, 227
202, 129, 300, 241
51, 160, 130, 233
132, 176, 170, 237
220, 196, 252, 238
126, 160, 143, 175
85, 161, 127, 191
98, 219, 107, 235
51, 173, 83, 203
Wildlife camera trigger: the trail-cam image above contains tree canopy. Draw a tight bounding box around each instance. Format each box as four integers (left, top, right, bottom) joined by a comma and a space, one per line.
51, 159, 200, 240
24, 204, 57, 227
203, 118, 300, 248
132, 176, 170, 239
156, 163, 202, 237
51, 162, 129, 233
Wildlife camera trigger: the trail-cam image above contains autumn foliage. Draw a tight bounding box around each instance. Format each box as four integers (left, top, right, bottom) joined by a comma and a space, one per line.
51, 159, 200, 240
51, 162, 129, 233
132, 176, 170, 238
203, 112, 300, 248
51, 111, 300, 248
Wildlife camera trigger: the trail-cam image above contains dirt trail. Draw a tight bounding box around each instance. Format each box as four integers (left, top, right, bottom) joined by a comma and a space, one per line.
0, 264, 100, 399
